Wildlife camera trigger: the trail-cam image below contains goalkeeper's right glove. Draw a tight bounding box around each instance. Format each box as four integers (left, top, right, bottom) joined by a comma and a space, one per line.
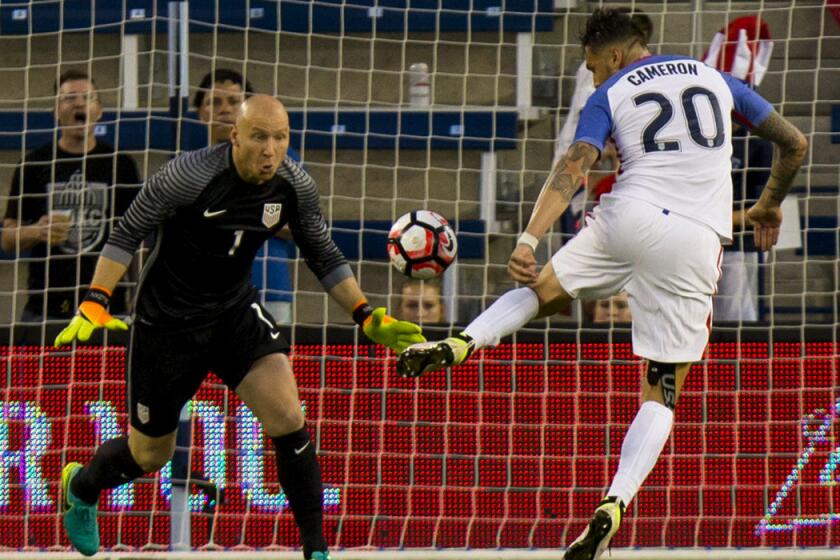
54, 285, 128, 347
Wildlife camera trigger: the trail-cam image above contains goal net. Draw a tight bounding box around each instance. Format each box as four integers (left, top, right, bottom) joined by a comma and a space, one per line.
0, 0, 835, 555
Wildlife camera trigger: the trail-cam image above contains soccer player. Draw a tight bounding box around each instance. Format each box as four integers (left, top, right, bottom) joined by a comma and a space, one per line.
398, 8, 807, 560
194, 68, 297, 324
55, 95, 425, 559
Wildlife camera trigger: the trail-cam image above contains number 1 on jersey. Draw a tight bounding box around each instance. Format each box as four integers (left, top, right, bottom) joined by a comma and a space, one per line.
229, 230, 244, 256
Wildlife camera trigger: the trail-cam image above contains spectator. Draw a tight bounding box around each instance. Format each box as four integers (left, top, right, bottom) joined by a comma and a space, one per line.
194, 69, 295, 324
195, 68, 255, 146
593, 293, 632, 324
703, 16, 775, 321
399, 280, 445, 324
1, 70, 140, 323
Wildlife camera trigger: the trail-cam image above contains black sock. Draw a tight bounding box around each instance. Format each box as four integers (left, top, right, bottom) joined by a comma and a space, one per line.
272, 427, 327, 558
70, 436, 146, 505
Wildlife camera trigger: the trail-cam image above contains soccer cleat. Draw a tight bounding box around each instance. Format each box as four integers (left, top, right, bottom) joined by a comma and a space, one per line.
396, 333, 475, 378
564, 496, 625, 560
61, 462, 100, 557
309, 552, 331, 560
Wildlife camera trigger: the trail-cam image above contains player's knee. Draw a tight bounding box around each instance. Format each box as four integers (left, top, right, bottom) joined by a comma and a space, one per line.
532, 266, 571, 311
130, 438, 176, 472
531, 278, 553, 306
261, 405, 305, 438
133, 448, 173, 472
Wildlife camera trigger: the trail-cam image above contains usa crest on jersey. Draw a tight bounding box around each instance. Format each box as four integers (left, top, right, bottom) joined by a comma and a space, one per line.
262, 203, 283, 228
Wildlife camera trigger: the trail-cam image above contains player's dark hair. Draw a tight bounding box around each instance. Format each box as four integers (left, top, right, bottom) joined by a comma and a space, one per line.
193, 68, 254, 109
580, 8, 648, 52
628, 11, 653, 44
55, 69, 97, 94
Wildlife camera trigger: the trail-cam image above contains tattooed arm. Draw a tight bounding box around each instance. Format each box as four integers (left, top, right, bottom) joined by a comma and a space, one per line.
508, 141, 600, 283
751, 111, 808, 204
525, 141, 600, 241
745, 111, 808, 250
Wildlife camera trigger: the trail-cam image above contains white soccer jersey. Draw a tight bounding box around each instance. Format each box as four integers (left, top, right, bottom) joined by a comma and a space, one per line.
574, 54, 773, 242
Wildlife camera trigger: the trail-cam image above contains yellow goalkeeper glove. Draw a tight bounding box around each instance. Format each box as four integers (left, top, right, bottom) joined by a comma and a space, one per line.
54, 285, 128, 347
354, 303, 425, 353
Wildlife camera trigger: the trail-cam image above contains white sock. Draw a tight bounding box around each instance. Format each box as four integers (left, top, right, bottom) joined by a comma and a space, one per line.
463, 287, 540, 349
607, 400, 674, 507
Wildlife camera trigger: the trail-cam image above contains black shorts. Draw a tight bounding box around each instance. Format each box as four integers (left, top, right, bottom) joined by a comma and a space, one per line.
127, 296, 290, 437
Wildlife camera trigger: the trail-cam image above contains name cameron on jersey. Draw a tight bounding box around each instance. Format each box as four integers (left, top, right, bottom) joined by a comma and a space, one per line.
627, 61, 699, 86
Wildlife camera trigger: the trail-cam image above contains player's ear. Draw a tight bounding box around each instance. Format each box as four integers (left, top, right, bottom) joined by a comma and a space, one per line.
611, 45, 623, 69
230, 126, 239, 146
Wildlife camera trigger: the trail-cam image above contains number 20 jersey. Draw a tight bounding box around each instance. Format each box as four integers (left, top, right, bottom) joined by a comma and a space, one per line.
574, 54, 773, 243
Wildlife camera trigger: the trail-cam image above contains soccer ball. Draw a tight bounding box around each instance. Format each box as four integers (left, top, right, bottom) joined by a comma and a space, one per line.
387, 210, 458, 279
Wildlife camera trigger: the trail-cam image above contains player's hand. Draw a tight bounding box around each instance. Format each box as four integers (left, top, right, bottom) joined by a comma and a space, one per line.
746, 200, 783, 251
362, 307, 425, 353
508, 244, 538, 284
54, 290, 128, 347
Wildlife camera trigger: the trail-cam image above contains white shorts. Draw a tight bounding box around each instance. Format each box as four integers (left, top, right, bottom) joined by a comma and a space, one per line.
552, 195, 722, 363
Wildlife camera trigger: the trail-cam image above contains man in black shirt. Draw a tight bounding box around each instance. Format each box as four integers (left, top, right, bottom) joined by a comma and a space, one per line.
55, 95, 424, 560
1, 70, 140, 322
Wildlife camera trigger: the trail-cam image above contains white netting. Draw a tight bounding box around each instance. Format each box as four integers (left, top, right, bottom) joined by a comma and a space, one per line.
0, 0, 836, 555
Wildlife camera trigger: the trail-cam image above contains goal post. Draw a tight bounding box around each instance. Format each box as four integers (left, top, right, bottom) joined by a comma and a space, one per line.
0, 0, 836, 556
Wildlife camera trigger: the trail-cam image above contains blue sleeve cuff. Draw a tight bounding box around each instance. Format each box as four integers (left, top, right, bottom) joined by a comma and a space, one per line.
749, 103, 773, 129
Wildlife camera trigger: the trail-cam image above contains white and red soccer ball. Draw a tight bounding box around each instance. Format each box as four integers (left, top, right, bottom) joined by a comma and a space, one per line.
387, 210, 458, 279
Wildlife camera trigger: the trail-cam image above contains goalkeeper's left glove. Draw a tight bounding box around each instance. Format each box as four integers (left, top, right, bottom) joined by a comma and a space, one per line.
54, 285, 128, 347
354, 303, 425, 353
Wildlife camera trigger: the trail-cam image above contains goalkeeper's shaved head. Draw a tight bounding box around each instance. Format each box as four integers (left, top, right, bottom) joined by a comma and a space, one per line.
231, 94, 291, 184
237, 94, 287, 124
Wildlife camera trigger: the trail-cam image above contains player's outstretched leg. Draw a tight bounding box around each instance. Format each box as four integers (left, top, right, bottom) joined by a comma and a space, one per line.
397, 332, 475, 377
564, 496, 625, 560
397, 286, 541, 377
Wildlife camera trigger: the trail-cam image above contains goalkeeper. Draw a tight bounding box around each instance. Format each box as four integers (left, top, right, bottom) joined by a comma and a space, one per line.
54, 95, 424, 560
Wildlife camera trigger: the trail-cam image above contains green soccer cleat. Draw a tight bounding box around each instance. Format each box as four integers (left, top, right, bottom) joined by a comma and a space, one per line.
309, 552, 331, 560
61, 462, 100, 557
396, 333, 475, 378
563, 496, 625, 560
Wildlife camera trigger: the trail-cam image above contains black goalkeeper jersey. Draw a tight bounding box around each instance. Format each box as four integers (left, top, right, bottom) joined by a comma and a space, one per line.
102, 143, 351, 327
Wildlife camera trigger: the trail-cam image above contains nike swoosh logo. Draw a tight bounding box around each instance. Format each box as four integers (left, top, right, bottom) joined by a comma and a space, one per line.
270, 331, 280, 340
203, 208, 227, 218
294, 441, 311, 455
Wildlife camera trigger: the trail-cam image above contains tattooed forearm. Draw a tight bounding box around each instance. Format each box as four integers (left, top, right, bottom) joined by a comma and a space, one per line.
543, 142, 600, 200
523, 141, 601, 241
751, 111, 808, 204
